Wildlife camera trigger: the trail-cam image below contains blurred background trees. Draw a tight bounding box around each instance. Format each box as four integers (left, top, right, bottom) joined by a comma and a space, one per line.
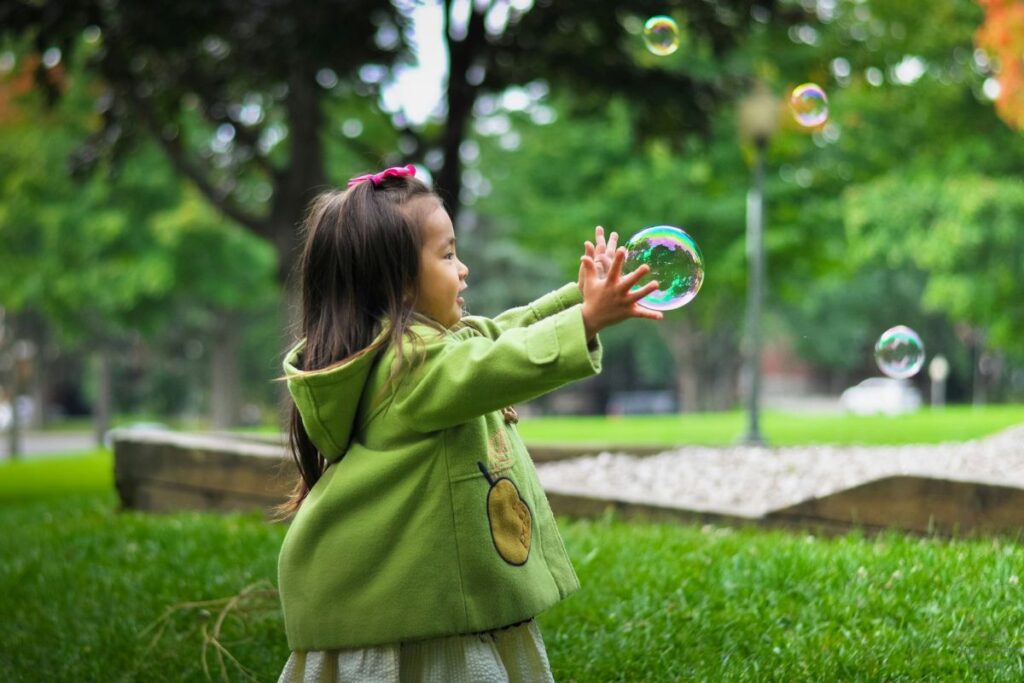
1, 0, 1022, 441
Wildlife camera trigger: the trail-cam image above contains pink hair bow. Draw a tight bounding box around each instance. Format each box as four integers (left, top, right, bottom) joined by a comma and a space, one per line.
346, 164, 417, 189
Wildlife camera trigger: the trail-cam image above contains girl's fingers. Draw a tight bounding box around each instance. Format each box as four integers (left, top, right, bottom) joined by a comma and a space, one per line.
608, 247, 626, 281
595, 226, 606, 251
621, 263, 652, 288
629, 280, 660, 301
580, 254, 597, 277
607, 231, 618, 252
632, 306, 664, 321
584, 241, 595, 258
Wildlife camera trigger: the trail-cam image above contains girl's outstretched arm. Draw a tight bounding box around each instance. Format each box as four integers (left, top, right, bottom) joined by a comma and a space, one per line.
463, 225, 617, 339
463, 282, 584, 340
390, 304, 601, 432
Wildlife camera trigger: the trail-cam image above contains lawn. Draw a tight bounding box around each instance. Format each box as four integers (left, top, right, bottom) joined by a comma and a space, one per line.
3, 455, 1024, 681
0, 449, 112, 501
32, 404, 1024, 449
515, 404, 1024, 447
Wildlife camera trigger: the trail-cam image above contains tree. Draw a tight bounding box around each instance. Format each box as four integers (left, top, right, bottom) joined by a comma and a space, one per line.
845, 174, 1024, 361
466, 0, 1024, 407
0, 48, 277, 439
1, 0, 410, 292
750, 0, 1024, 397
1, 0, 787, 291
975, 0, 1024, 130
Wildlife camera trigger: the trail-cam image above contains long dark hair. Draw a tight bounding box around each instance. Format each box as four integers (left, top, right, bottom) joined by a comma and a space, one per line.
272, 175, 439, 521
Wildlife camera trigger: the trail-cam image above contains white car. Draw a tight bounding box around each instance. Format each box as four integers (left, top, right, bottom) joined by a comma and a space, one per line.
840, 377, 922, 416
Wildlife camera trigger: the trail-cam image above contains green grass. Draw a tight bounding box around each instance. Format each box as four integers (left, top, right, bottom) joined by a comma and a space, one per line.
0, 492, 287, 682
32, 415, 223, 432
4, 408, 1024, 680
516, 404, 1024, 447
2, 488, 1023, 682
0, 449, 112, 502
32, 404, 1024, 448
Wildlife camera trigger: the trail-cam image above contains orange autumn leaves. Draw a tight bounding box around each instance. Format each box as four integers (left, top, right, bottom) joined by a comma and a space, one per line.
976, 0, 1024, 130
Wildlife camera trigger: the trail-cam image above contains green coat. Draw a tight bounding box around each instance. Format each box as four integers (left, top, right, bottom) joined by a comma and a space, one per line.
277, 283, 602, 651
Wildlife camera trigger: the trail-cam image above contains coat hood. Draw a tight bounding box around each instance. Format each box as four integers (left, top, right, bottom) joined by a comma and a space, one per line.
282, 338, 385, 462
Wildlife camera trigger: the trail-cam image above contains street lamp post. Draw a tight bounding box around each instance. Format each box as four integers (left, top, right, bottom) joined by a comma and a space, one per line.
738, 84, 779, 447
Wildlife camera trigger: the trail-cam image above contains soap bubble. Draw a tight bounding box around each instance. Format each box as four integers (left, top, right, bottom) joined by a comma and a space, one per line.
790, 83, 829, 127
875, 326, 925, 379
624, 225, 704, 311
643, 16, 680, 56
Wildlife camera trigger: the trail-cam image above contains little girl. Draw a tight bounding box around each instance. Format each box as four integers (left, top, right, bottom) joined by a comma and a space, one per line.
274, 165, 662, 682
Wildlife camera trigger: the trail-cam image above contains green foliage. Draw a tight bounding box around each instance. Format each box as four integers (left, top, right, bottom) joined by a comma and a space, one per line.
5, 0, 1024, 410
0, 43, 282, 414
0, 101, 180, 341
469, 98, 753, 407
0, 54, 277, 341
475, 99, 749, 323
150, 191, 278, 313
846, 174, 1024, 359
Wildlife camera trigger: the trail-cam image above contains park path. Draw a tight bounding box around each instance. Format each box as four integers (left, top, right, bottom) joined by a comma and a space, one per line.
536, 424, 1024, 518
0, 431, 95, 460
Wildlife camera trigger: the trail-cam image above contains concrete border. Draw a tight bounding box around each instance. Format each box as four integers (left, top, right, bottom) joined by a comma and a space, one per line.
111, 431, 1024, 536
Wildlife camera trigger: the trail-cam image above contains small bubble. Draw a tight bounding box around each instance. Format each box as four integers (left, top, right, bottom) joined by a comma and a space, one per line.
875, 325, 925, 379
643, 16, 680, 56
789, 83, 828, 127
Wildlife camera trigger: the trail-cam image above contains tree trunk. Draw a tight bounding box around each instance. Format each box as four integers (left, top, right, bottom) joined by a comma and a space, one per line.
30, 348, 48, 429
3, 316, 31, 459
702, 327, 742, 410
438, 0, 487, 225
210, 311, 242, 430
26, 318, 50, 429
661, 319, 702, 413
5, 379, 21, 460
93, 350, 112, 448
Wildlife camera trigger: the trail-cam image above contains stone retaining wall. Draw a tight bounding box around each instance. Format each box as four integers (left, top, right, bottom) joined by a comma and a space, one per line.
111, 430, 1024, 536
112, 430, 293, 519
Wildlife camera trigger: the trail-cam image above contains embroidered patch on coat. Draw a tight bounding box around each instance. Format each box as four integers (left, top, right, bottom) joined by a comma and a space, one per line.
487, 426, 515, 475
477, 462, 532, 566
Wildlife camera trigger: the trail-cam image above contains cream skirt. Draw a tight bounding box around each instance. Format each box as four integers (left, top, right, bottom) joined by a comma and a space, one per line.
277, 620, 555, 683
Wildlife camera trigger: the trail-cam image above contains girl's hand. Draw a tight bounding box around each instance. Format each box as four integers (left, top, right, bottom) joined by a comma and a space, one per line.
578, 246, 663, 341
587, 226, 618, 279
578, 226, 618, 292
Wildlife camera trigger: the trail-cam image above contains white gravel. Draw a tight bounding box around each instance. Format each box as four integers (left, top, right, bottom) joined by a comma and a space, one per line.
536, 425, 1024, 518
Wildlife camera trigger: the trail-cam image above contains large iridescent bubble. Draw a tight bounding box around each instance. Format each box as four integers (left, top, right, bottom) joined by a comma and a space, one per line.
643, 16, 680, 57
790, 83, 829, 128
874, 325, 925, 379
624, 225, 704, 311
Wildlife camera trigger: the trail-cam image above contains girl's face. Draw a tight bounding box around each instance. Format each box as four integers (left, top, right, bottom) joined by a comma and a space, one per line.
413, 201, 468, 328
